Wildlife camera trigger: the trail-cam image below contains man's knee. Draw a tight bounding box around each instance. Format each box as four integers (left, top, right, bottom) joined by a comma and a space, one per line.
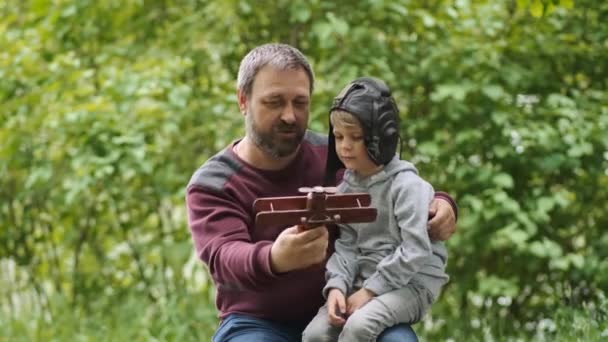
377, 324, 418, 342
212, 314, 297, 342
340, 314, 418, 342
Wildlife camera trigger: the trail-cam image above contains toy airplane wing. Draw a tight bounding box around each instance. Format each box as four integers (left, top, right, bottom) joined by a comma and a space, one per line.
253, 192, 377, 229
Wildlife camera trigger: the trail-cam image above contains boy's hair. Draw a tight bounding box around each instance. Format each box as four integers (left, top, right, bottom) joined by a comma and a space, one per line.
237, 43, 315, 97
330, 110, 361, 129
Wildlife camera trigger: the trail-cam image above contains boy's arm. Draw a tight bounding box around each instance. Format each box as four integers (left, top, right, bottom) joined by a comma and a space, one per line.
362, 173, 435, 296
323, 223, 359, 298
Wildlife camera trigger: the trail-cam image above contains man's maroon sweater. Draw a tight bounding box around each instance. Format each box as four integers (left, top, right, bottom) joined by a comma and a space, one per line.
186, 131, 332, 323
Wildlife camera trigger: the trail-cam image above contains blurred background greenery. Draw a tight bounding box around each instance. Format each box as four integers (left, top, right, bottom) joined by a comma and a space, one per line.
1, 0, 607, 340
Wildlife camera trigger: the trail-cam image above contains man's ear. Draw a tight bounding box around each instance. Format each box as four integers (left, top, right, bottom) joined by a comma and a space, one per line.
237, 90, 248, 116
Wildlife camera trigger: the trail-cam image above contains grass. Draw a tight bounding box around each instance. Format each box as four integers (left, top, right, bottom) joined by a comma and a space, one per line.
417, 296, 608, 341
1, 290, 606, 341
0, 290, 218, 342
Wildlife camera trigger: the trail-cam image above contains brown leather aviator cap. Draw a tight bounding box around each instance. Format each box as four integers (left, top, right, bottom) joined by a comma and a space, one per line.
324, 77, 401, 185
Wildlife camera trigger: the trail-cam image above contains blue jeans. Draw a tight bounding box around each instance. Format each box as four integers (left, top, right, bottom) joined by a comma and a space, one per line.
213, 313, 418, 342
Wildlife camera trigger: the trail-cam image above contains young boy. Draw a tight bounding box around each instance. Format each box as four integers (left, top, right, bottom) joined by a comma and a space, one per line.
302, 77, 449, 342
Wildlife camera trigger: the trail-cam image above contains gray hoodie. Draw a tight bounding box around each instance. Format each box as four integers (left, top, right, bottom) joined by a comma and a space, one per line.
324, 157, 449, 299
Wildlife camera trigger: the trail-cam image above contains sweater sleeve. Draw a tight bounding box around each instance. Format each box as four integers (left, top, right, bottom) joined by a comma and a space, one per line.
363, 173, 435, 295
323, 223, 359, 298
186, 185, 279, 291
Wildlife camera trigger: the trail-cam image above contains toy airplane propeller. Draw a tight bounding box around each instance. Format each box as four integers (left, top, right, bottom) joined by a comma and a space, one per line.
253, 186, 377, 229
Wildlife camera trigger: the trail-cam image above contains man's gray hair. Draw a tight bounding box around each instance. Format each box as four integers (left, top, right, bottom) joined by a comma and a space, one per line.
237, 43, 315, 96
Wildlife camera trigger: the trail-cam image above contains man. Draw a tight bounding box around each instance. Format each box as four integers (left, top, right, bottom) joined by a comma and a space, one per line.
186, 43, 457, 342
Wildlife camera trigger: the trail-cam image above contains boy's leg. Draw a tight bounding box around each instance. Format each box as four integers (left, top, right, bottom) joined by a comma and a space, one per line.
338, 283, 433, 342
302, 304, 342, 342
212, 313, 304, 342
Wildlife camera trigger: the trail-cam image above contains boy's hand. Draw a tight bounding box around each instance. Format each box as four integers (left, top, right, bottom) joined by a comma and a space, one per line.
428, 198, 456, 241
346, 288, 375, 315
327, 289, 347, 327
270, 225, 329, 273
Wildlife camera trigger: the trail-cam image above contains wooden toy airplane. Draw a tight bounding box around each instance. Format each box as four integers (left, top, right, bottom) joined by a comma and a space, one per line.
253, 186, 377, 229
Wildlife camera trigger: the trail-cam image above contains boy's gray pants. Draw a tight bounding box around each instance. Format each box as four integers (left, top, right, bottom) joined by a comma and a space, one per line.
302, 283, 434, 342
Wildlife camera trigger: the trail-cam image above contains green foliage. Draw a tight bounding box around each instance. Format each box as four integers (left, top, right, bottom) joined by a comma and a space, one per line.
1, 290, 217, 341
1, 0, 607, 340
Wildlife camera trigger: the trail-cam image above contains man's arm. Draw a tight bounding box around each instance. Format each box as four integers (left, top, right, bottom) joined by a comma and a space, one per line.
187, 186, 278, 290
187, 186, 329, 290
429, 192, 458, 241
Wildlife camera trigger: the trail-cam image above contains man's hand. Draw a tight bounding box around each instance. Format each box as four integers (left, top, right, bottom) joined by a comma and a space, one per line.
428, 198, 456, 241
327, 289, 347, 327
269, 225, 329, 273
346, 288, 375, 315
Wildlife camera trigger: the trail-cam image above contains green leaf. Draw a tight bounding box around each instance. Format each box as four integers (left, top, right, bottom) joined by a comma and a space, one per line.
493, 173, 514, 189
431, 84, 474, 102
560, 0, 574, 9
530, 0, 544, 17
482, 84, 506, 101
290, 2, 311, 23
477, 274, 520, 297
537, 197, 555, 213
516, 0, 529, 9
495, 222, 530, 248
326, 13, 349, 36
529, 239, 563, 258
568, 253, 584, 269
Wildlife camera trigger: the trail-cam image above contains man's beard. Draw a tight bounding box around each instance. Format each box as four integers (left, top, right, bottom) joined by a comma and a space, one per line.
245, 112, 305, 158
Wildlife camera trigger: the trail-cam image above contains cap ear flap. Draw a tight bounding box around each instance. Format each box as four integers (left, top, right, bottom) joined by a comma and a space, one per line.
382, 122, 398, 138
374, 107, 400, 164
379, 111, 399, 138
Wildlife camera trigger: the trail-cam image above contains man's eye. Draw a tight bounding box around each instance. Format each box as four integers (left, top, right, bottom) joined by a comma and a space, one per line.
294, 101, 309, 108
353, 136, 363, 141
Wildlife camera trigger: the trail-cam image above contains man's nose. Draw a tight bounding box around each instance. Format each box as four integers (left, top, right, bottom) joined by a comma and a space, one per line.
280, 103, 296, 124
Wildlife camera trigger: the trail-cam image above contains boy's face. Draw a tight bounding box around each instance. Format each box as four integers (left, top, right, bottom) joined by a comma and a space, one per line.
332, 120, 381, 177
